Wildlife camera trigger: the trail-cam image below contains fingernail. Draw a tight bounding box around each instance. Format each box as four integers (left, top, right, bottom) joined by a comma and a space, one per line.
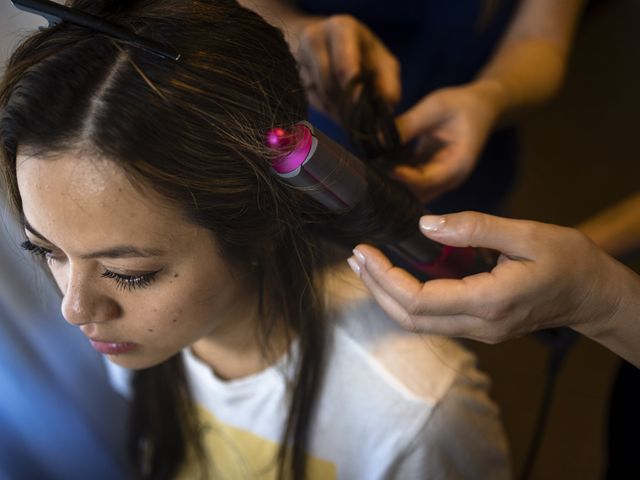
347, 256, 360, 276
420, 215, 446, 232
352, 248, 366, 264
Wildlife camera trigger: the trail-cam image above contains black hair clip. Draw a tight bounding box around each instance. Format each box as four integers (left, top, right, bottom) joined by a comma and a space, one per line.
12, 0, 181, 61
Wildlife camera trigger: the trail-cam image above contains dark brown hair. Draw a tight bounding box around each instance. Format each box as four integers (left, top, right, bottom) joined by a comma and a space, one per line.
0, 1, 424, 478
1, 1, 324, 478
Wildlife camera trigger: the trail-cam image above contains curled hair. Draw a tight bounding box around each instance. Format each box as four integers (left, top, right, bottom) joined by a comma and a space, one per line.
312, 69, 426, 255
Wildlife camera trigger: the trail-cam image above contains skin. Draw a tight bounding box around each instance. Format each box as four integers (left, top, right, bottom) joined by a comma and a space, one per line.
347, 211, 640, 368
578, 192, 640, 259
16, 150, 279, 378
239, 0, 585, 202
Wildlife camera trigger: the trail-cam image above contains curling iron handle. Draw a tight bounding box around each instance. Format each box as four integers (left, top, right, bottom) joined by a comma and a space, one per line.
390, 226, 499, 280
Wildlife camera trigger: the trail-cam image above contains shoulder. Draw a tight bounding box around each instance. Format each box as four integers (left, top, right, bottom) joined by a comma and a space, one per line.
324, 266, 481, 405
316, 268, 510, 477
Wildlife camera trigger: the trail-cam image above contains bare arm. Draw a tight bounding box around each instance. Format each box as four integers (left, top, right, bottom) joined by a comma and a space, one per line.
240, 0, 586, 108
578, 192, 640, 259
571, 264, 640, 368
394, 0, 586, 201
473, 0, 586, 118
241, 1, 587, 202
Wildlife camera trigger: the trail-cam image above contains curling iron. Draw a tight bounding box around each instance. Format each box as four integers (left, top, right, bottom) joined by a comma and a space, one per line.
267, 122, 496, 280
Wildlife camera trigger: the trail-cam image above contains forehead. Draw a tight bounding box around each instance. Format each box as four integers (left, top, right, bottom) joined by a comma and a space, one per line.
19, 150, 127, 199
16, 150, 199, 248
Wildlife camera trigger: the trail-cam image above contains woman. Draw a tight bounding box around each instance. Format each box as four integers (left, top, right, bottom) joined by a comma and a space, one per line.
0, 1, 509, 478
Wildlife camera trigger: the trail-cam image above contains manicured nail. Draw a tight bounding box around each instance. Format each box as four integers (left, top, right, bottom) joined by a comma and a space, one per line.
420, 215, 446, 232
347, 256, 360, 276
352, 248, 366, 264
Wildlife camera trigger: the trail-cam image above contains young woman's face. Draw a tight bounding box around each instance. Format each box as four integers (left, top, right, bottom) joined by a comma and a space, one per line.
17, 151, 254, 370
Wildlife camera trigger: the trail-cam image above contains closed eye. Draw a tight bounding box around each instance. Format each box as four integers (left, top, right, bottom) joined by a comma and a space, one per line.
101, 269, 161, 292
21, 240, 57, 261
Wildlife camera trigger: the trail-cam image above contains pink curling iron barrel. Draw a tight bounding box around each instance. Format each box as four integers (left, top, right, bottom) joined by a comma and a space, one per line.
267, 122, 496, 280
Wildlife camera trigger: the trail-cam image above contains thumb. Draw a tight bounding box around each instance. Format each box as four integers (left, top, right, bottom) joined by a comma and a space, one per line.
419, 211, 540, 259
395, 97, 444, 144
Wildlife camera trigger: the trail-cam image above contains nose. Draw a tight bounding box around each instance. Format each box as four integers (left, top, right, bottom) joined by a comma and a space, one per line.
60, 268, 121, 326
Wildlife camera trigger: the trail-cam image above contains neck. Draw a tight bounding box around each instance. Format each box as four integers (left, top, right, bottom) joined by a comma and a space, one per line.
191, 307, 291, 381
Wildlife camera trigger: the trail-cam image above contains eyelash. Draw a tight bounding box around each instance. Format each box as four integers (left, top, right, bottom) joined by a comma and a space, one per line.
21, 240, 54, 260
100, 270, 160, 292
21, 240, 160, 292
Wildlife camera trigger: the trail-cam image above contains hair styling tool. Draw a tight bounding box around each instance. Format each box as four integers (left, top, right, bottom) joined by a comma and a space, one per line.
11, 0, 180, 60
267, 122, 497, 280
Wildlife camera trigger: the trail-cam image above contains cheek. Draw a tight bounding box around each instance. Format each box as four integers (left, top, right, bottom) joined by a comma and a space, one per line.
189, 260, 246, 305
124, 288, 212, 342
122, 264, 242, 348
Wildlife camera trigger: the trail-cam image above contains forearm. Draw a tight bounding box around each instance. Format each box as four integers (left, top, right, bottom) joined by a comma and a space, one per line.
578, 192, 640, 259
473, 0, 586, 118
572, 259, 640, 368
474, 41, 569, 116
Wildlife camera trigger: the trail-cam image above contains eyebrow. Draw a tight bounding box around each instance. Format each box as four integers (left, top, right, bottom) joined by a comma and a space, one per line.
23, 219, 166, 260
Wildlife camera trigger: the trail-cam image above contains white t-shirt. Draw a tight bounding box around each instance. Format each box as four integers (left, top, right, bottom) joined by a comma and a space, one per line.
107, 270, 510, 479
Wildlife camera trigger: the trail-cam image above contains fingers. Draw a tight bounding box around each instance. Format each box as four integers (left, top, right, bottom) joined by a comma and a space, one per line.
392, 153, 461, 203
352, 244, 424, 306
297, 15, 401, 107
325, 16, 361, 87
323, 15, 401, 103
367, 42, 401, 104
298, 29, 333, 108
350, 258, 420, 331
349, 245, 508, 339
394, 87, 496, 201
353, 244, 493, 315
396, 95, 445, 143
417, 212, 543, 259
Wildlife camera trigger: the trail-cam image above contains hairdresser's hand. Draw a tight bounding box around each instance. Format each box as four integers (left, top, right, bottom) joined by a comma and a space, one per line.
394, 81, 502, 203
290, 14, 401, 116
348, 211, 635, 346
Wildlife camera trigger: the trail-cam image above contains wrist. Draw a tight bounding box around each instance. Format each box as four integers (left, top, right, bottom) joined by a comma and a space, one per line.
571, 256, 639, 340
469, 78, 509, 116
572, 261, 640, 367
465, 79, 508, 124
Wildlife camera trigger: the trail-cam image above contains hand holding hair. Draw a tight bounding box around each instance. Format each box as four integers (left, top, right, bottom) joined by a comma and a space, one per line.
289, 14, 401, 117
394, 82, 501, 203
391, 0, 586, 203
349, 211, 640, 367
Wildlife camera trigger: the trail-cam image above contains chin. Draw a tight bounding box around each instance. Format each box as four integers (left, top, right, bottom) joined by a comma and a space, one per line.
103, 349, 176, 370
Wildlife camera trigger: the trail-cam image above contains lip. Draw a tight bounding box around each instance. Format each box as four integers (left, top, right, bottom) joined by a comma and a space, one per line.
89, 339, 138, 355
